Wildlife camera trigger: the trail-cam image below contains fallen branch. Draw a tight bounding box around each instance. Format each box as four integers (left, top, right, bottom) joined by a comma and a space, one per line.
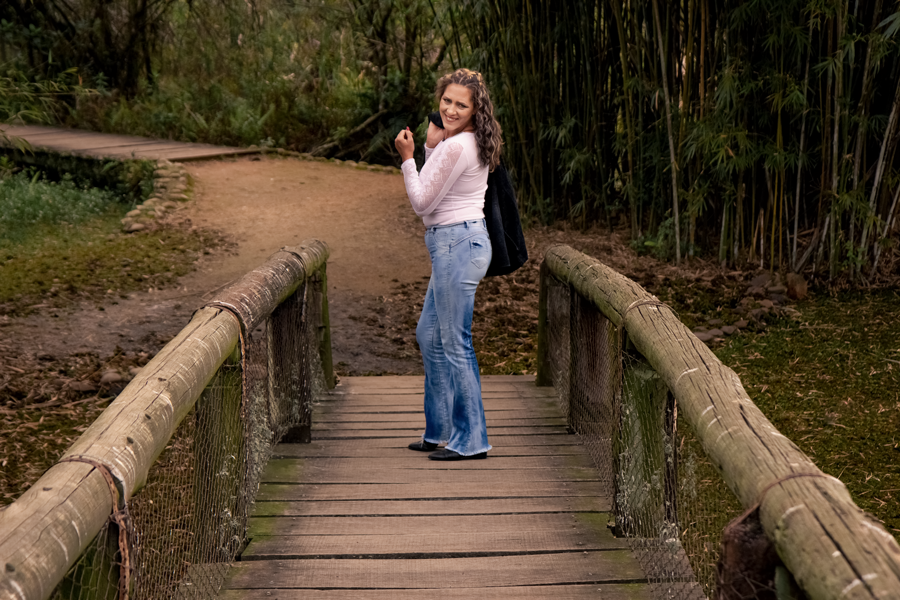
310, 109, 388, 156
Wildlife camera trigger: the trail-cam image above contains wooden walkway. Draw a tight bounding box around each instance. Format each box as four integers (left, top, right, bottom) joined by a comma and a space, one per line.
1, 124, 258, 161
218, 375, 651, 599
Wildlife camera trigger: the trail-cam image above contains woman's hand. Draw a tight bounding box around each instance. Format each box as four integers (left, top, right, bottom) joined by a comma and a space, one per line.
425, 121, 445, 149
394, 127, 415, 162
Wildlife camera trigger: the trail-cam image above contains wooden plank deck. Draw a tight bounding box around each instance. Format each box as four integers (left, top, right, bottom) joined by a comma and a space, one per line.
1, 124, 259, 161
218, 375, 652, 599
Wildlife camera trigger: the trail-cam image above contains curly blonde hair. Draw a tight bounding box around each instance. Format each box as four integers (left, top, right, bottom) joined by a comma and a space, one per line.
435, 68, 503, 171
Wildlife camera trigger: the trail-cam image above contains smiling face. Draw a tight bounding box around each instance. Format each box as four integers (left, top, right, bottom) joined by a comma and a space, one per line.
440, 83, 475, 137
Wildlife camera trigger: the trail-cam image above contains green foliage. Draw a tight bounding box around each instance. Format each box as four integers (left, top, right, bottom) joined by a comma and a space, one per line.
631, 216, 683, 261
0, 0, 174, 95
1, 65, 74, 122
2, 0, 449, 161
0, 63, 96, 149
0, 209, 225, 315
0, 171, 120, 244
61, 0, 447, 164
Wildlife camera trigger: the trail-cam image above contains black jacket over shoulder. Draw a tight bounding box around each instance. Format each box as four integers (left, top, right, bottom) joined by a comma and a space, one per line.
483, 162, 528, 277
425, 111, 527, 277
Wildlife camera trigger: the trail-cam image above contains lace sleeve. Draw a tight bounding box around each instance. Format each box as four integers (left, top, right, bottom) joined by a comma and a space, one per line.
401, 141, 466, 216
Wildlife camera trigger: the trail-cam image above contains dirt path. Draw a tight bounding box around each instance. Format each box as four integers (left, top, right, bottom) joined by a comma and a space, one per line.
4, 155, 433, 375
183, 155, 432, 374
184, 156, 429, 298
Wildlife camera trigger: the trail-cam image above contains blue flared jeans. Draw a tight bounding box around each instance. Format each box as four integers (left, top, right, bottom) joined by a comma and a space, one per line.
416, 219, 492, 456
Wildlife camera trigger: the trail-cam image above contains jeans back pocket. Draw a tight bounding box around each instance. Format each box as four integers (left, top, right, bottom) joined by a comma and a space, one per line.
469, 236, 491, 270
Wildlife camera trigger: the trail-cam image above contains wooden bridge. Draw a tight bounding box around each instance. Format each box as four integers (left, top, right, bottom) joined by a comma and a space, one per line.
219, 375, 648, 599
1, 124, 258, 161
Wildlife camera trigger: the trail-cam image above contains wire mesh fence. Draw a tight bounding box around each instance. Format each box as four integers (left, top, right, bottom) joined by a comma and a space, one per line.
46, 256, 329, 600
544, 270, 744, 600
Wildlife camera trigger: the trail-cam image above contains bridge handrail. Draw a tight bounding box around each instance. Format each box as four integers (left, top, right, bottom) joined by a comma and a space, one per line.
536, 244, 900, 600
0, 240, 331, 600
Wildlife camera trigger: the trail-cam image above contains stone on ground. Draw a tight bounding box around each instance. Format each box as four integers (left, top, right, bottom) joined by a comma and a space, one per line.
786, 273, 808, 300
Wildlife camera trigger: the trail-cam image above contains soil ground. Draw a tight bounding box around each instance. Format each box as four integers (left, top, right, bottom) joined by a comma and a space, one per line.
2, 155, 432, 374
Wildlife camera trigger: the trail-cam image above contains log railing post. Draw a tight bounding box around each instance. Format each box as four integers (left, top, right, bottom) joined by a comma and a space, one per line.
566, 282, 579, 433
271, 279, 311, 444
193, 344, 244, 563
0, 306, 241, 600
316, 263, 335, 390
535, 260, 552, 386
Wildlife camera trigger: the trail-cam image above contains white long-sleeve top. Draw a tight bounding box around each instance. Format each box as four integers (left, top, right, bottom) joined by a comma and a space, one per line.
400, 132, 488, 227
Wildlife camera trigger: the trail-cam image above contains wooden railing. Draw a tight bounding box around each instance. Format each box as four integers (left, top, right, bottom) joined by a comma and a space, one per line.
536, 244, 900, 600
0, 241, 332, 600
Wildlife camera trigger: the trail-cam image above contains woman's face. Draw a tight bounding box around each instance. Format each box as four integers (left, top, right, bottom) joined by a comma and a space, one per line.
440, 83, 475, 137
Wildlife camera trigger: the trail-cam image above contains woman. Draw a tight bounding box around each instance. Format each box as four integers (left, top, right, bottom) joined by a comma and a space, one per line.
393, 68, 503, 461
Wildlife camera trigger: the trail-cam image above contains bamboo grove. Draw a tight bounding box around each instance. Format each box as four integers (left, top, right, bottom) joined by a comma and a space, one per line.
452, 0, 900, 279
3, 0, 900, 278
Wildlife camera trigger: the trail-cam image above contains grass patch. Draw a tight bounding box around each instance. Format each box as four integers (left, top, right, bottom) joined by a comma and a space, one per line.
0, 151, 156, 206
0, 156, 218, 315
0, 170, 225, 316
0, 171, 124, 244
713, 290, 900, 540
0, 217, 224, 315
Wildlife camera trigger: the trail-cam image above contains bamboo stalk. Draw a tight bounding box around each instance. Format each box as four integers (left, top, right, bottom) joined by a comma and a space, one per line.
850, 0, 882, 196
610, 0, 639, 236
795, 224, 822, 272
652, 0, 681, 265
792, 20, 814, 271
871, 183, 900, 276
829, 2, 848, 279
846, 0, 885, 279
858, 76, 900, 266
759, 208, 765, 269
766, 166, 776, 272
718, 200, 728, 266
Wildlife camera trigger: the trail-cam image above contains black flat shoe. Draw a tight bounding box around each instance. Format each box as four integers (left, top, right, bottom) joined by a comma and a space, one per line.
428, 449, 487, 461
408, 440, 438, 452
